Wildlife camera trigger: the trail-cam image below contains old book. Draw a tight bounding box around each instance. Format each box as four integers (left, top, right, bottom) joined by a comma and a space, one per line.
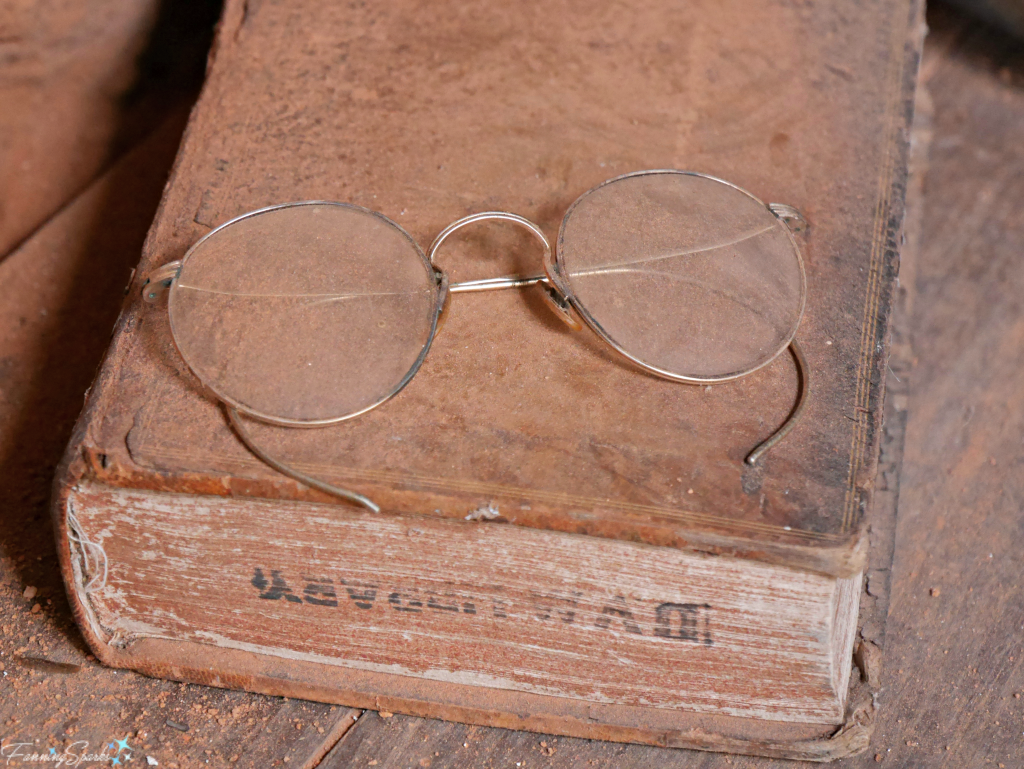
53, 0, 923, 760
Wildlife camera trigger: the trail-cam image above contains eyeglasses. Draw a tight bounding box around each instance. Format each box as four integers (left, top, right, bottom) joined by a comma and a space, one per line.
143, 170, 808, 513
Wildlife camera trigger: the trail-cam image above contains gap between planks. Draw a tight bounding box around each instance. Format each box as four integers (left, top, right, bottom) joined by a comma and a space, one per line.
304, 709, 365, 769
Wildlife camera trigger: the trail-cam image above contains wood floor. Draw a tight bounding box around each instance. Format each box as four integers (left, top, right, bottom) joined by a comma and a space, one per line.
1, 3, 1021, 766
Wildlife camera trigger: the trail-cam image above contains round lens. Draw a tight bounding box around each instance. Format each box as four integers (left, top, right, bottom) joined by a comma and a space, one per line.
556, 171, 805, 382
168, 202, 440, 424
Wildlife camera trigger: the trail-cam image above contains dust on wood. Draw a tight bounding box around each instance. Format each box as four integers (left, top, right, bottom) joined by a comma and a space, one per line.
0, 61, 358, 769
319, 5, 1024, 767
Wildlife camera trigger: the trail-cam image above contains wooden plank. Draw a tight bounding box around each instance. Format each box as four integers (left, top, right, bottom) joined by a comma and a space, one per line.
854, 5, 1024, 767
320, 4, 1024, 766
4, 2, 1020, 767
0, 118, 357, 769
0, 0, 220, 260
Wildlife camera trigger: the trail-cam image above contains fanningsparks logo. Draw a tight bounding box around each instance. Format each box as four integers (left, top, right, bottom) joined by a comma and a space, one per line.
0, 737, 134, 766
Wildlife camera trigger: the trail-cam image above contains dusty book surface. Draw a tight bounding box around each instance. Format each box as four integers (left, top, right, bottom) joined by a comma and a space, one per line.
54, 0, 923, 760
65, 0, 918, 574
67, 483, 860, 721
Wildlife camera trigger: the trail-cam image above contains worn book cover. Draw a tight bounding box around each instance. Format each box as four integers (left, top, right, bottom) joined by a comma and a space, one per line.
53, 0, 923, 760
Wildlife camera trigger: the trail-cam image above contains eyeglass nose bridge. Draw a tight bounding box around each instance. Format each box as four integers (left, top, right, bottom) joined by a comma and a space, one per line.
428, 211, 582, 330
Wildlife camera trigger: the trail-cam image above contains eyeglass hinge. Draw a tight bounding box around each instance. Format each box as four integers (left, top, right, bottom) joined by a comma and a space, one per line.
141, 260, 183, 302
768, 203, 808, 233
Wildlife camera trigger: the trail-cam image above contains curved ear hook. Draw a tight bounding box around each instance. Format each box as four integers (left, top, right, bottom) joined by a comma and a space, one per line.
744, 339, 808, 465
743, 201, 808, 462
141, 259, 387, 510
225, 405, 382, 513
221, 271, 450, 514
429, 211, 582, 330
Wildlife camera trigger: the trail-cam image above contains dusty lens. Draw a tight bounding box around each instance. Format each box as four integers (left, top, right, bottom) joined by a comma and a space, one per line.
168, 202, 438, 423
557, 171, 805, 381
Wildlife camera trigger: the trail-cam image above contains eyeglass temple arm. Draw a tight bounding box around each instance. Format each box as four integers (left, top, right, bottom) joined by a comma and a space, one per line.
187, 210, 801, 510
222, 273, 449, 515
745, 338, 808, 465
225, 405, 382, 513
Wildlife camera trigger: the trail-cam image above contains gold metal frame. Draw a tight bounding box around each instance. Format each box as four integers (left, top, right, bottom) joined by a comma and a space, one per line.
550, 170, 807, 384
142, 171, 810, 512
159, 201, 449, 429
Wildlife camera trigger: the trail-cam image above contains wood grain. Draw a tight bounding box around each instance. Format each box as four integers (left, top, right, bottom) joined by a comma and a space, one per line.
67, 482, 856, 726
858, 6, 1024, 767
0, 0, 218, 261
316, 5, 1024, 767
9, 2, 1023, 768
0, 83, 356, 769
66, 0, 922, 581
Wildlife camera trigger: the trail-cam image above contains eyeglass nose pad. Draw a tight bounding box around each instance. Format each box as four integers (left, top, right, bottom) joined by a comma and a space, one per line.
433, 270, 453, 334
540, 238, 583, 332
540, 280, 583, 331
